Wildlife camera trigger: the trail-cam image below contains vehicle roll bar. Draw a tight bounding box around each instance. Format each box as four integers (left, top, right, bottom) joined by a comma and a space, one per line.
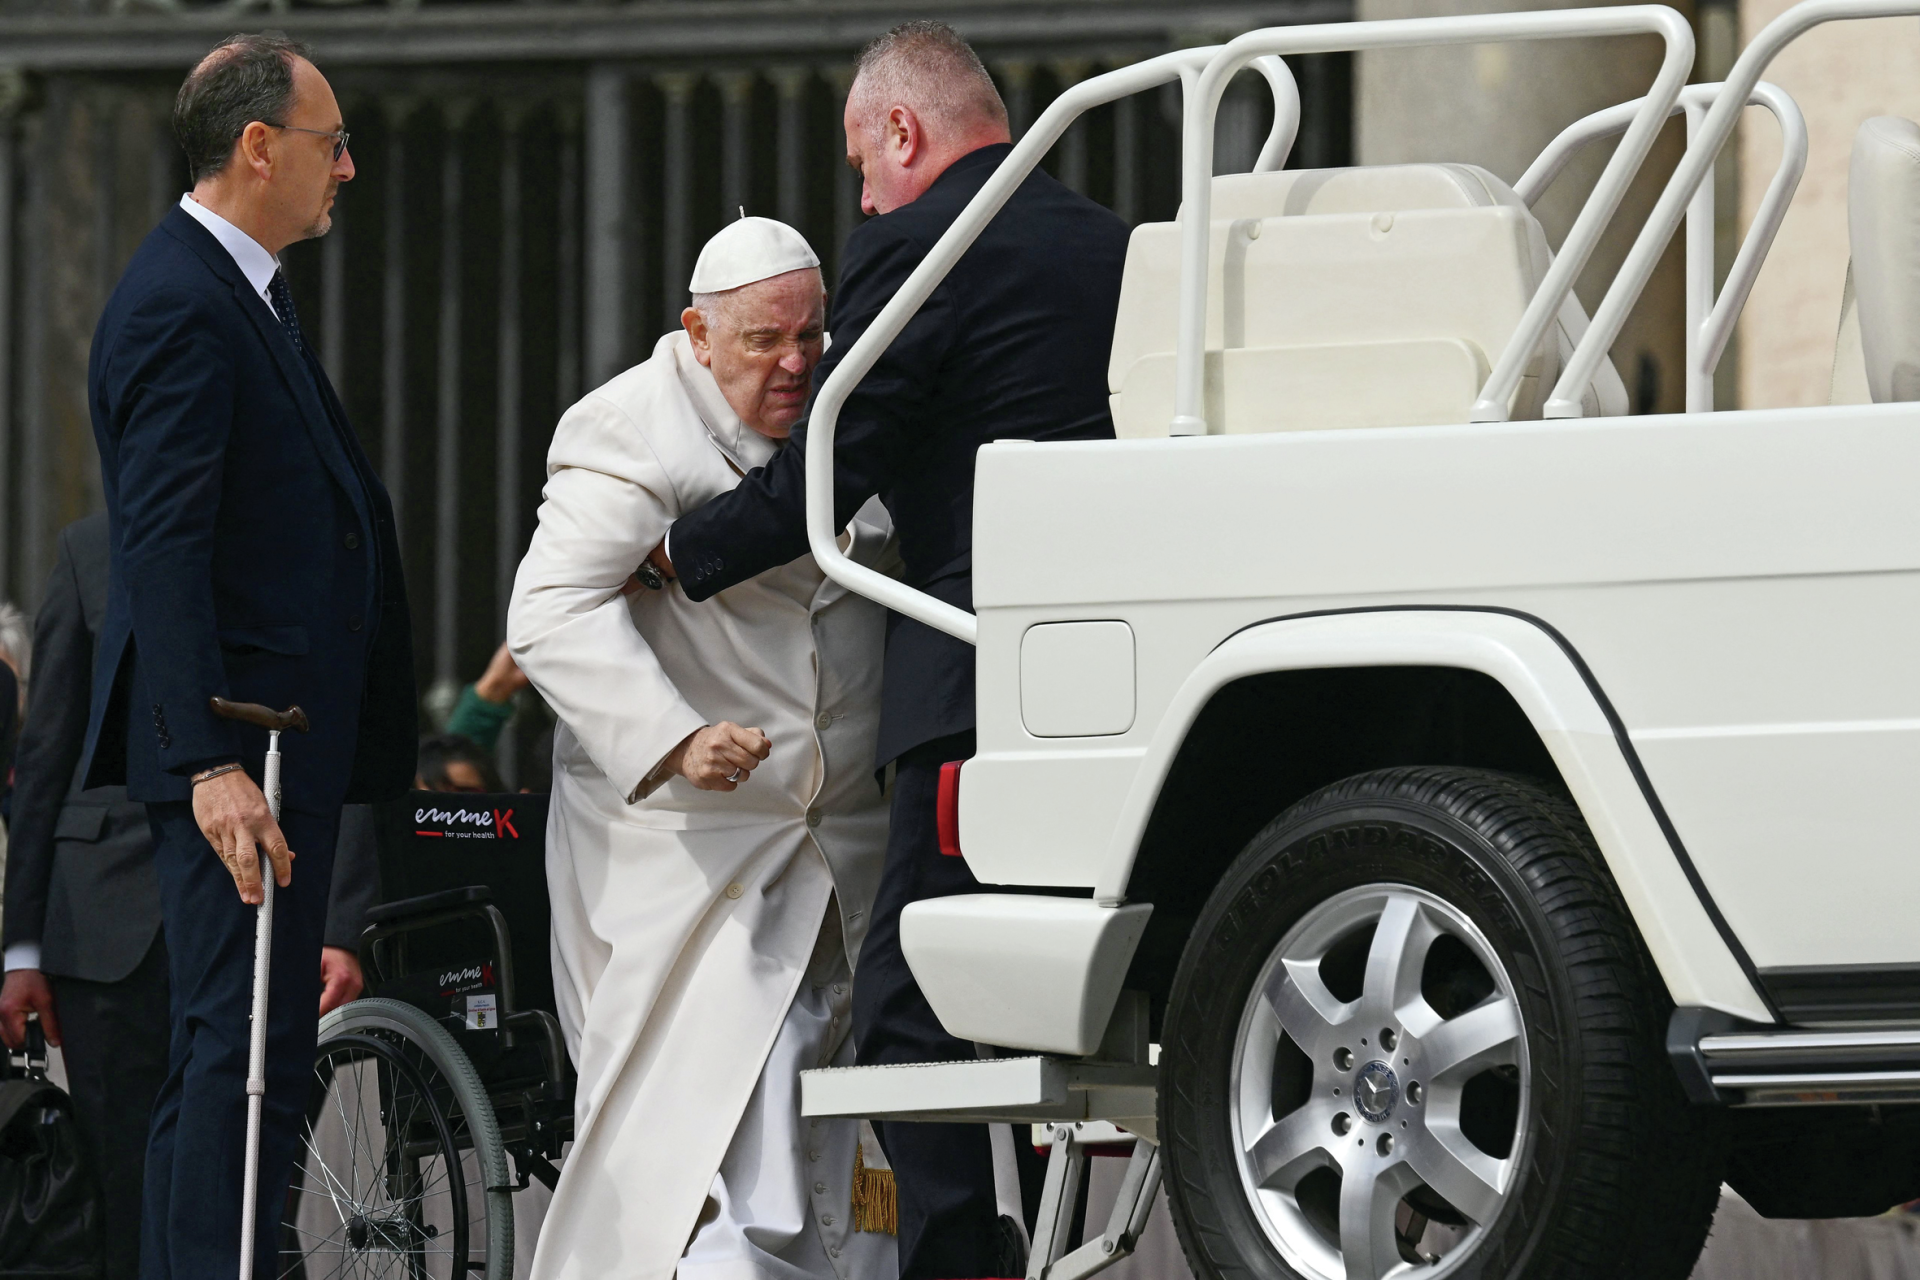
1549, 0, 1920, 417
804, 48, 1299, 645
1515, 80, 1807, 413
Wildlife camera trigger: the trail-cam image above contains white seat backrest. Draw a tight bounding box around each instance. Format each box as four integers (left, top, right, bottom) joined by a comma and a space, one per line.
1847, 117, 1920, 403
1108, 163, 1627, 438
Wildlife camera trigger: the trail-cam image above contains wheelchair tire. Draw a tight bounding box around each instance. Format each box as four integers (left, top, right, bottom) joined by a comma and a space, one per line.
287, 996, 515, 1279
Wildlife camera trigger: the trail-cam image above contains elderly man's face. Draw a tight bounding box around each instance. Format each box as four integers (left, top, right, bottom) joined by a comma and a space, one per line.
682, 269, 826, 438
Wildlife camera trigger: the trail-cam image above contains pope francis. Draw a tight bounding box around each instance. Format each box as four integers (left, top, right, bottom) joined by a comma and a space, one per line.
508, 218, 898, 1280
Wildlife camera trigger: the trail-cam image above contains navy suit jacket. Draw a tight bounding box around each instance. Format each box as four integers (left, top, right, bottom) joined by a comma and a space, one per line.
670, 144, 1130, 765
81, 205, 416, 816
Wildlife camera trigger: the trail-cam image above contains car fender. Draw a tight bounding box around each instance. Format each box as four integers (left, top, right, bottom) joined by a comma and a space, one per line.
1095, 608, 1772, 1023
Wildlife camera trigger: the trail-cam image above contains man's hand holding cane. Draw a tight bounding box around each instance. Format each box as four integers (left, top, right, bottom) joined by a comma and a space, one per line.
190, 764, 293, 906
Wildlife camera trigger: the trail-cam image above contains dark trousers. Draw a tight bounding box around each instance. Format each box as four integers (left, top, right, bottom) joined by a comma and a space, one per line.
50, 938, 171, 1280
140, 801, 338, 1280
853, 732, 1013, 1279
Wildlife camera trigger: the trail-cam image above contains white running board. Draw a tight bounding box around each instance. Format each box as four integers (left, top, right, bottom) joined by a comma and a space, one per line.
800, 1056, 1156, 1134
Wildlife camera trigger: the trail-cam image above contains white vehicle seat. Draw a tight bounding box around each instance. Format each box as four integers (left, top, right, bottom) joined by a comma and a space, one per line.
1107, 163, 1629, 438
1832, 116, 1920, 404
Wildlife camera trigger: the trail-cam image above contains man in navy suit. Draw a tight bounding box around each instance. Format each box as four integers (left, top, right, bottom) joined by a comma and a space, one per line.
82, 33, 414, 1278
658, 21, 1129, 1278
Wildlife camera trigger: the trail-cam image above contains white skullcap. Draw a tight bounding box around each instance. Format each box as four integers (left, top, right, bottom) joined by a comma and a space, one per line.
689, 216, 821, 294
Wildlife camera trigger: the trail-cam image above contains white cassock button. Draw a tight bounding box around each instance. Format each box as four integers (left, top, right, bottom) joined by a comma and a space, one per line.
725, 884, 744, 899
808, 1150, 820, 1161
830, 1247, 841, 1259
832, 983, 845, 996
806, 809, 822, 828
821, 1214, 835, 1227
814, 1182, 828, 1195
816, 712, 833, 730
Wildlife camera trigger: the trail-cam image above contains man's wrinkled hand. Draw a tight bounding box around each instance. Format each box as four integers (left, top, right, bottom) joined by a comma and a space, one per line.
665, 722, 771, 791
319, 946, 364, 1016
0, 969, 61, 1049
192, 768, 294, 905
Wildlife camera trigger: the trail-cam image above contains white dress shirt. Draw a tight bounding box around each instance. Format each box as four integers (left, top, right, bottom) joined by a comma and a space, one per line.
1, 196, 281, 978
177, 193, 280, 307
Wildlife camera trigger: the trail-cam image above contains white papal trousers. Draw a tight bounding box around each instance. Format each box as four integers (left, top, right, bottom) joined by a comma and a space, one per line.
678, 911, 899, 1280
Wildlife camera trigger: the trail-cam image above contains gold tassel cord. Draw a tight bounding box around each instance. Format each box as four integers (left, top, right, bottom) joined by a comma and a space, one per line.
851, 1142, 898, 1236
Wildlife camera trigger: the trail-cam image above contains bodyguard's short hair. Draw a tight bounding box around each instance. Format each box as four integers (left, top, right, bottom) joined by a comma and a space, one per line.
173, 32, 313, 184
851, 20, 1008, 139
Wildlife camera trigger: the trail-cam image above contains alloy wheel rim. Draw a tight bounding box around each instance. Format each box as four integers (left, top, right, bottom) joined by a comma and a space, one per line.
1228, 882, 1530, 1280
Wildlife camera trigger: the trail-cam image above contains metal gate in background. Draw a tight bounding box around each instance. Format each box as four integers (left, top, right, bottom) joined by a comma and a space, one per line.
0, 0, 1351, 783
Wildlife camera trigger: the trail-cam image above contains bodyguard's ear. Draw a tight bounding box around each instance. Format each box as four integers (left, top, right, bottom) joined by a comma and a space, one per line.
889, 105, 921, 167
682, 307, 713, 367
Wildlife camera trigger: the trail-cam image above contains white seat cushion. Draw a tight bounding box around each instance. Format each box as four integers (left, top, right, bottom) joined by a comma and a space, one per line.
1108, 163, 1627, 437
1847, 117, 1920, 402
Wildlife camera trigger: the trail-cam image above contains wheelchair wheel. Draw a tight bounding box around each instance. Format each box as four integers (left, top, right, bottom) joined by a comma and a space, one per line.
281, 997, 514, 1279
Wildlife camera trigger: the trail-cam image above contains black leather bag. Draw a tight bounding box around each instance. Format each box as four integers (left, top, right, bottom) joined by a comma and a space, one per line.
0, 1024, 102, 1278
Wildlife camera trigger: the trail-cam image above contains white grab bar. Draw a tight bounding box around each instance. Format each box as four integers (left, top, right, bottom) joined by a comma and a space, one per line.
1549, 0, 1920, 417
1514, 80, 1807, 412
802, 50, 1298, 645
1174, 6, 1695, 434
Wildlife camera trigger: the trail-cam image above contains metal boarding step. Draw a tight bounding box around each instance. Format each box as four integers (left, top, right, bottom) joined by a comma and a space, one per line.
1670, 1010, 1920, 1105
800, 1056, 1160, 1280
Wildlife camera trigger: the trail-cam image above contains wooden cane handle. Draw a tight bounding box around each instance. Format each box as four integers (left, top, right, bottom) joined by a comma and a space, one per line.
208, 697, 311, 734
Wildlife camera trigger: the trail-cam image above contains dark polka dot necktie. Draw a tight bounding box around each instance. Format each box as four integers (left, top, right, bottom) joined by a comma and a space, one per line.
267, 267, 306, 357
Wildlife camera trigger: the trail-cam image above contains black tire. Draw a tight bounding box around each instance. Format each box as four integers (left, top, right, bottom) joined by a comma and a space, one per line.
1160, 767, 1720, 1280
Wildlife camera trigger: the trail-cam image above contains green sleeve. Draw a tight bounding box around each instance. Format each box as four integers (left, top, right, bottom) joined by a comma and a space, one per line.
444, 683, 515, 753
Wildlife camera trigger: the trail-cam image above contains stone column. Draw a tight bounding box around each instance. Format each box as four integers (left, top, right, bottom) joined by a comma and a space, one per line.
771, 66, 810, 229
657, 71, 698, 330
433, 99, 471, 697
382, 97, 413, 544
1052, 59, 1092, 192
0, 71, 21, 603
1355, 0, 1695, 414
717, 69, 755, 219
584, 64, 630, 390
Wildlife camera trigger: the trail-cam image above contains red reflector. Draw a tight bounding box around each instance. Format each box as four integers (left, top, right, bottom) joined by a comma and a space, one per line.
936, 760, 965, 856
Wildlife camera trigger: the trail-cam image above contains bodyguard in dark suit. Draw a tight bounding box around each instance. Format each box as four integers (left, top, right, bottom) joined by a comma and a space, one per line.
0, 514, 385, 1280
661, 22, 1128, 1278
80, 35, 413, 1279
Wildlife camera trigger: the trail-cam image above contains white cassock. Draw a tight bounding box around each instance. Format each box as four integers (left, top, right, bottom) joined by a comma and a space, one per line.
508, 329, 900, 1280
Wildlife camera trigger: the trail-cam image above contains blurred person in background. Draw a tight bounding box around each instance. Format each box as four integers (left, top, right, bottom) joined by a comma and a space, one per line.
415, 733, 504, 793
0, 601, 32, 718
0, 512, 381, 1280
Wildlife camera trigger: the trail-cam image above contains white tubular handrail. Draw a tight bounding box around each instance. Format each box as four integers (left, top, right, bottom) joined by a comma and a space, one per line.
1253, 56, 1303, 172
803, 49, 1298, 645
1513, 81, 1806, 412
1174, 6, 1694, 434
1549, 0, 1920, 417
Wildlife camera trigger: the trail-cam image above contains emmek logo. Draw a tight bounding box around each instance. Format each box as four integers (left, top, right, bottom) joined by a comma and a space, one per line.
415, 807, 520, 840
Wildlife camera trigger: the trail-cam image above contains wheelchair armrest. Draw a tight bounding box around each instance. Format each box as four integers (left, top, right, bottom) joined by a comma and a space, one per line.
366, 885, 493, 926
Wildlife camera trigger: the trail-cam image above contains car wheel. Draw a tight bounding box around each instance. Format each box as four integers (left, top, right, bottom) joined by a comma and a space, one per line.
1160, 766, 1720, 1280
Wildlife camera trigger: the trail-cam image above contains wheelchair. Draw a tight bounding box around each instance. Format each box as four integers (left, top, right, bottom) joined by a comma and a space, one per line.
278, 792, 569, 1280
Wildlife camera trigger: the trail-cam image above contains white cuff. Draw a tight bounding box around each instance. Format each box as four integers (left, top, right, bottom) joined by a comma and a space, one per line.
4, 942, 42, 973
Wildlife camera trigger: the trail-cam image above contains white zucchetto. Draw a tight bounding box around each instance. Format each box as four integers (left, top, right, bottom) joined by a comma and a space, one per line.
688, 216, 821, 294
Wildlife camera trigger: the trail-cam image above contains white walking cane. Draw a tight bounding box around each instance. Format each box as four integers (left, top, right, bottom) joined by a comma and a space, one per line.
209, 696, 310, 1280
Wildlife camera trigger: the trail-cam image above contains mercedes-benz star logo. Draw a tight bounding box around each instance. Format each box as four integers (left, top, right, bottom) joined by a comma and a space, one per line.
1354, 1061, 1399, 1123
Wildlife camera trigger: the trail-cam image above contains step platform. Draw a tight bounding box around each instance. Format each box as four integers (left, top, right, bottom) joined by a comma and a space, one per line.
800, 1055, 1156, 1134
800, 1057, 1162, 1280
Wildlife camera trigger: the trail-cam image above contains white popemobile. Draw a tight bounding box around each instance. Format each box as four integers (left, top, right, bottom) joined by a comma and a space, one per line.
795, 3, 1920, 1279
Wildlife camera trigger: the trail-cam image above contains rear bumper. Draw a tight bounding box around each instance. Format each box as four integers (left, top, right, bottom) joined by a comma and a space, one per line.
899, 894, 1153, 1056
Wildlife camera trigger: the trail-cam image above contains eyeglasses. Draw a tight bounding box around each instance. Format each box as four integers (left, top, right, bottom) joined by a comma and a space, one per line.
265, 123, 351, 162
